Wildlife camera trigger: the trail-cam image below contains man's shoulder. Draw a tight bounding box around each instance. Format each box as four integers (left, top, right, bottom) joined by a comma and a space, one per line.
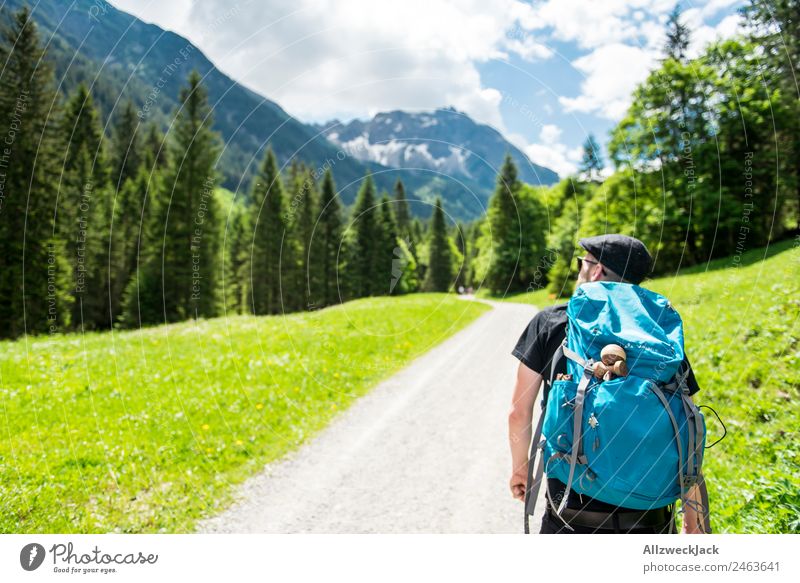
539, 302, 568, 314
530, 302, 568, 325
520, 301, 568, 336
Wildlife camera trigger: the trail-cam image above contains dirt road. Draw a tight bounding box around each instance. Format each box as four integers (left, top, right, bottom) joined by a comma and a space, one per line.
199, 298, 547, 533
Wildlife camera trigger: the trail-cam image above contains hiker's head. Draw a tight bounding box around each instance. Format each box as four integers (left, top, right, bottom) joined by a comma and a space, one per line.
576, 234, 653, 286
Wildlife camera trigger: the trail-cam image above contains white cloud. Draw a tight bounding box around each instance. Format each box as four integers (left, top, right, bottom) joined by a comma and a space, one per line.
700, 0, 742, 19
514, 0, 677, 50
552, 2, 744, 121
539, 124, 562, 144
689, 13, 743, 57
503, 36, 554, 61
110, 0, 745, 176
451, 87, 505, 128
715, 13, 743, 38
111, 0, 553, 129
521, 123, 583, 178
559, 43, 658, 120
113, 0, 194, 30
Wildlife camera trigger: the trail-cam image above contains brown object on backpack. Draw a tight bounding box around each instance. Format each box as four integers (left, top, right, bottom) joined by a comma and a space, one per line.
592, 361, 608, 379
598, 344, 629, 379
600, 344, 627, 366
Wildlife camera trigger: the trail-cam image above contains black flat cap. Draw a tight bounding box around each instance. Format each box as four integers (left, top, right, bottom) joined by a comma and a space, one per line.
579, 234, 653, 284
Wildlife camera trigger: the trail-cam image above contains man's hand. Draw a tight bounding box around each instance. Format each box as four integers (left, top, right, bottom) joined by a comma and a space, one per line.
681, 482, 709, 534
510, 465, 528, 501
681, 521, 703, 534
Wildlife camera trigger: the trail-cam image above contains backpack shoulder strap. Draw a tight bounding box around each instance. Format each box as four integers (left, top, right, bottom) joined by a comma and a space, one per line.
547, 339, 567, 395
523, 339, 566, 533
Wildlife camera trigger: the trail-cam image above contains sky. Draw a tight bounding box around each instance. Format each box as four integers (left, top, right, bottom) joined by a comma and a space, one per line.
111, 0, 745, 178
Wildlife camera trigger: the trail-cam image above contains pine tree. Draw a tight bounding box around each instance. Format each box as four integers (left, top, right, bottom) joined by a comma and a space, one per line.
454, 222, 469, 290
390, 236, 419, 295
279, 160, 301, 312
142, 122, 167, 171
423, 198, 453, 292
223, 203, 249, 314
60, 85, 106, 181
410, 217, 424, 258
579, 134, 604, 182
314, 168, 343, 307
346, 173, 379, 298
403, 215, 422, 283
479, 154, 523, 294
377, 194, 400, 295
393, 178, 411, 239
58, 84, 110, 330
138, 70, 222, 323
546, 200, 579, 299
744, 0, 800, 231
110, 166, 152, 324
120, 163, 165, 327
467, 219, 482, 289
248, 147, 288, 315
0, 8, 71, 337
111, 100, 142, 190
665, 4, 691, 61
292, 167, 320, 310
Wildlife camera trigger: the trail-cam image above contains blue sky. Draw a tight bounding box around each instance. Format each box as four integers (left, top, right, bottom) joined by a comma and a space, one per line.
112, 0, 744, 177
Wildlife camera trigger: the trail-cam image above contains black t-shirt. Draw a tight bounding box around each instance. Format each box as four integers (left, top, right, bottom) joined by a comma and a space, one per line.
511, 302, 701, 512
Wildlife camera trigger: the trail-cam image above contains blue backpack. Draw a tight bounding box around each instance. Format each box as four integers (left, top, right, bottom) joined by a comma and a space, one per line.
523, 281, 711, 533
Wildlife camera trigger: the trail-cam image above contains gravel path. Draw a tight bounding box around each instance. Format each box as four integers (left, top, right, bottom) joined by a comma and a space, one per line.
198, 298, 547, 533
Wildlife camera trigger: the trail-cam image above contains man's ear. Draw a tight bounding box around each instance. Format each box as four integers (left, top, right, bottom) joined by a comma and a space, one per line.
590, 264, 605, 282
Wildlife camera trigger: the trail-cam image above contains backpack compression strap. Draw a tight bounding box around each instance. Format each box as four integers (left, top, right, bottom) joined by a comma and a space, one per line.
695, 471, 712, 534
524, 340, 595, 533
649, 380, 712, 533
556, 345, 593, 516
665, 364, 711, 533
680, 386, 711, 533
523, 341, 565, 533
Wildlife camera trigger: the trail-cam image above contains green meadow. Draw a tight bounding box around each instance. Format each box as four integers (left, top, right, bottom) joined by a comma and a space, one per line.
2, 241, 798, 534
0, 294, 489, 533
489, 238, 800, 533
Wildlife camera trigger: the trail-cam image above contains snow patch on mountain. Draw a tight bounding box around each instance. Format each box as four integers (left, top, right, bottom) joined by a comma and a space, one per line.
333, 134, 472, 177
316, 108, 559, 189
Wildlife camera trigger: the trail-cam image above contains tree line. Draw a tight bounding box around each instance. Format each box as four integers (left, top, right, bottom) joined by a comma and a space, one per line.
0, 7, 466, 339
2, 1, 796, 339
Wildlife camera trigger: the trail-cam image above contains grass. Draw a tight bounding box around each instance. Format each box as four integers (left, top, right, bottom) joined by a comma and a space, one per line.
488, 237, 800, 533
0, 293, 490, 533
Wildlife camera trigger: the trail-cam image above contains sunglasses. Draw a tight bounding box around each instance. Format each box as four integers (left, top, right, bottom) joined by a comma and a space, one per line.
576, 256, 600, 270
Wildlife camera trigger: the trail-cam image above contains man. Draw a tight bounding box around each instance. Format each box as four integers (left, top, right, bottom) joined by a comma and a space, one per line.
508, 234, 708, 534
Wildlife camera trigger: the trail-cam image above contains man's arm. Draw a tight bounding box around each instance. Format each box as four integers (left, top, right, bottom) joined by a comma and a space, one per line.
682, 483, 705, 534
682, 395, 709, 534
508, 362, 543, 501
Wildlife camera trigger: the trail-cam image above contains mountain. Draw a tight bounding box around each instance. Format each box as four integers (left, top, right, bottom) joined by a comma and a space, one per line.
3, 0, 370, 193
3, 0, 558, 220
315, 107, 559, 193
